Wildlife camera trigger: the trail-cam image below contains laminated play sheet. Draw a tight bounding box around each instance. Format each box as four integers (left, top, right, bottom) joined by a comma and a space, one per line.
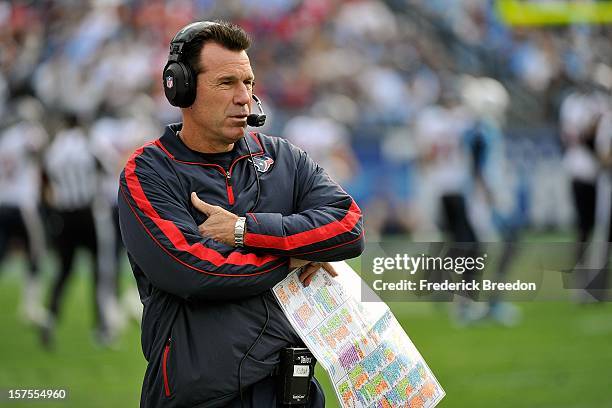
272, 261, 445, 408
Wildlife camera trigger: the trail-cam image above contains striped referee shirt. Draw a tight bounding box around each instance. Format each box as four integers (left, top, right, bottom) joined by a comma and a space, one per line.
44, 127, 99, 211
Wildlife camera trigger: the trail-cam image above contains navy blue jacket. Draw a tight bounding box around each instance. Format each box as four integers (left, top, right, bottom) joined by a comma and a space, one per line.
118, 123, 364, 407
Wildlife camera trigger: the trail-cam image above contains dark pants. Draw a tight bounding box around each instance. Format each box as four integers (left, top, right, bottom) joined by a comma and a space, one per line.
0, 205, 40, 276
570, 179, 611, 300
440, 194, 481, 300
571, 179, 596, 262
440, 193, 477, 242
47, 207, 105, 330
226, 376, 325, 408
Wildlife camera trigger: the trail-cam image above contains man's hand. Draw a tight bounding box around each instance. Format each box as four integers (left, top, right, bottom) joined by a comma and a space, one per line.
190, 192, 339, 284
291, 258, 338, 287
191, 192, 238, 246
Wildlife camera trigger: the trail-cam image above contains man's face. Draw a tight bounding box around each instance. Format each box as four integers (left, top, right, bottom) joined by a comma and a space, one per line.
189, 42, 254, 146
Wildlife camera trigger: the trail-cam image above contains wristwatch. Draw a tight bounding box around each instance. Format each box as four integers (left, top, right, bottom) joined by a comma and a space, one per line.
234, 217, 246, 247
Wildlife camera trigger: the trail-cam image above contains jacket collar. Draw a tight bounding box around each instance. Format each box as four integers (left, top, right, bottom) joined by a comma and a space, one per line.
157, 123, 264, 164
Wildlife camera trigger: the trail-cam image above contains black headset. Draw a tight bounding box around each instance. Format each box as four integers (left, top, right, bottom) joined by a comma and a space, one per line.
163, 21, 213, 108
162, 21, 267, 128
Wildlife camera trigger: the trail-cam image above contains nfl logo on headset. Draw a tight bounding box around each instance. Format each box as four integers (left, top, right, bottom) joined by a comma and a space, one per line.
165, 75, 174, 89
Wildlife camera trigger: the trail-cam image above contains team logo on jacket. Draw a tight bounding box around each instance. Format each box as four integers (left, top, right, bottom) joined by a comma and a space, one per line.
250, 156, 274, 173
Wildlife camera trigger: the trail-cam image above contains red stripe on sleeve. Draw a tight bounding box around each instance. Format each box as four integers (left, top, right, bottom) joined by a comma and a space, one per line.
124, 144, 279, 267
245, 201, 362, 250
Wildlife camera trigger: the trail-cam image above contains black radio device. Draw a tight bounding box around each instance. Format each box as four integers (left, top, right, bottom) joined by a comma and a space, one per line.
277, 347, 317, 405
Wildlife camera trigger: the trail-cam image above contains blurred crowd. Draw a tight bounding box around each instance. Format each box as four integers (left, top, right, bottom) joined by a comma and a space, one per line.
1, 0, 612, 340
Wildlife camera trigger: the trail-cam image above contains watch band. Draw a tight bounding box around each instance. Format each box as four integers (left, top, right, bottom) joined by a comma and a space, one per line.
234, 217, 246, 247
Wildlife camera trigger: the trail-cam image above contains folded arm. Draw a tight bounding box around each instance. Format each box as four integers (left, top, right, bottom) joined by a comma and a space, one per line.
118, 146, 289, 301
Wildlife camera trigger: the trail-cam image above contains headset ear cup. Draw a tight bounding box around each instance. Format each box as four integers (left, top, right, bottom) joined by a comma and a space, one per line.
163, 62, 197, 108
163, 62, 182, 107
181, 62, 196, 107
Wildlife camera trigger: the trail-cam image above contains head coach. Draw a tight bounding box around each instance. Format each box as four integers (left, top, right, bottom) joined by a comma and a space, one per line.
118, 20, 364, 407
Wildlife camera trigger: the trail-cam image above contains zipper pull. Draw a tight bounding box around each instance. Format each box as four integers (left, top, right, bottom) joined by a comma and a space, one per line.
225, 171, 235, 205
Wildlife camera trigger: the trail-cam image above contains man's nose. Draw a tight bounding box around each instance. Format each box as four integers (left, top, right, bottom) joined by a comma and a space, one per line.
234, 84, 251, 106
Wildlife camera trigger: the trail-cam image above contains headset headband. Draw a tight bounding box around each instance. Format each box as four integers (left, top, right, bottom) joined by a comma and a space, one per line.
168, 21, 220, 62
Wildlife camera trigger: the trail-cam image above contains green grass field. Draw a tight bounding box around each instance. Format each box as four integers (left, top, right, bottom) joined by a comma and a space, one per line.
1, 245, 611, 407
